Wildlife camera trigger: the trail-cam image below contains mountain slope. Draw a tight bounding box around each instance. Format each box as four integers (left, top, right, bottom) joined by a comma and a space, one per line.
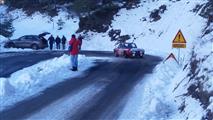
0, 0, 212, 119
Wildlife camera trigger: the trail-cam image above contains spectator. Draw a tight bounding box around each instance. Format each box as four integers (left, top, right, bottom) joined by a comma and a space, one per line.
48, 35, 54, 50
69, 34, 82, 71
77, 34, 83, 50
55, 36, 61, 50
61, 35, 67, 50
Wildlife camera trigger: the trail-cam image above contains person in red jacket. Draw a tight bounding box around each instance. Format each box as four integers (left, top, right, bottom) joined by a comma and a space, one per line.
69, 34, 81, 71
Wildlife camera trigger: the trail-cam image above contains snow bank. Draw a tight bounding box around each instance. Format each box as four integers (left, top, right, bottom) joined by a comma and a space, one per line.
0, 78, 15, 96
119, 58, 181, 120
0, 54, 95, 110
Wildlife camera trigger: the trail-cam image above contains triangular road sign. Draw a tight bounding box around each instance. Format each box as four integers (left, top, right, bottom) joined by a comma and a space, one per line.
164, 53, 178, 63
172, 30, 187, 43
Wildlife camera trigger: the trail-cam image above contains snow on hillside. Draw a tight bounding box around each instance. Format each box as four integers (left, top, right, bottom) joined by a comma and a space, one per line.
0, 0, 212, 119
111, 0, 206, 54
0, 5, 79, 52
171, 33, 213, 119
0, 0, 207, 54
8, 8, 79, 39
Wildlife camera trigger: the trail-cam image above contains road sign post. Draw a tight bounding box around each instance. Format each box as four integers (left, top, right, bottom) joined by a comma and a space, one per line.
172, 30, 187, 64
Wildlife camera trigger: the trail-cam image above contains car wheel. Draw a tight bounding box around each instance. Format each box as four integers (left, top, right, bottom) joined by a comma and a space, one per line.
114, 52, 119, 57
8, 43, 15, 48
124, 52, 129, 58
31, 44, 39, 50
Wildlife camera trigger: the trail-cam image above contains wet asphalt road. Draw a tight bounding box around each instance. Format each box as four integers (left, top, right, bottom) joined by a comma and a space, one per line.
0, 51, 64, 78
0, 51, 113, 78
0, 51, 162, 120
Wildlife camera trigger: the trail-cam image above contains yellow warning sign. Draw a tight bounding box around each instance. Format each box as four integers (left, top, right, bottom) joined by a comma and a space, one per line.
172, 43, 186, 48
172, 30, 187, 48
172, 30, 187, 43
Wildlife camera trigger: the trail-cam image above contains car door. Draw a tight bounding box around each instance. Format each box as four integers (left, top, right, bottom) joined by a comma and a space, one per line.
20, 36, 32, 48
122, 43, 130, 55
14, 36, 26, 47
118, 44, 125, 56
23, 36, 39, 48
24, 36, 36, 47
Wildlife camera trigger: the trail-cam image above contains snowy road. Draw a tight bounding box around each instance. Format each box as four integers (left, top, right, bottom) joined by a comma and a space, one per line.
0, 51, 161, 120
0, 51, 112, 78
0, 51, 64, 77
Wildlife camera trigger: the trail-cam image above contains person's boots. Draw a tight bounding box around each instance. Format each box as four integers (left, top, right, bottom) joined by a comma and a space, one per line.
70, 66, 75, 71
71, 67, 77, 71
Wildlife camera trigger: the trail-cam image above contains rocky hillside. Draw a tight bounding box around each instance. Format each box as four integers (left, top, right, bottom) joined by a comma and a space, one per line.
173, 1, 213, 119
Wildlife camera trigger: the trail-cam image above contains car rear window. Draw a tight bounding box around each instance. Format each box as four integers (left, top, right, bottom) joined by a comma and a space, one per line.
23, 36, 39, 41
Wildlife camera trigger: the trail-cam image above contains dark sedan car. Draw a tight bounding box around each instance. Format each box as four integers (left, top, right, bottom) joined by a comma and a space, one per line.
4, 34, 48, 50
114, 43, 145, 58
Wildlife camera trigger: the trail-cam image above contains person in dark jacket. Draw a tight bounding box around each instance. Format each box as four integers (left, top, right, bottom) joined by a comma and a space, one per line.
77, 35, 83, 50
61, 35, 67, 50
55, 36, 61, 50
48, 35, 54, 50
69, 34, 82, 71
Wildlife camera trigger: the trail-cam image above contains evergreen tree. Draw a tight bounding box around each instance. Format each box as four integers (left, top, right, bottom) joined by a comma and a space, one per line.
57, 18, 65, 30
0, 19, 14, 38
0, 12, 14, 38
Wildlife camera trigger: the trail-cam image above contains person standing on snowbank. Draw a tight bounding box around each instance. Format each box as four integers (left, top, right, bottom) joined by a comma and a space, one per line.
69, 34, 82, 71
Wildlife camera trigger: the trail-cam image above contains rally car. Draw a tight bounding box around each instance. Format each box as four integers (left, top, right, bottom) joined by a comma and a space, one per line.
114, 42, 145, 58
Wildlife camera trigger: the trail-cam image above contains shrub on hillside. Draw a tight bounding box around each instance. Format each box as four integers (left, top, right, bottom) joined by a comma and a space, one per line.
0, 16, 14, 38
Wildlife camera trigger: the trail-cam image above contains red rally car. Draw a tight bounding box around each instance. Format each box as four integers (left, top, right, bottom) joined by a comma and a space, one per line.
114, 43, 145, 58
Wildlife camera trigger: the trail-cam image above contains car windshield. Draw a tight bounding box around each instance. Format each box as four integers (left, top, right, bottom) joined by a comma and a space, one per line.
124, 43, 137, 48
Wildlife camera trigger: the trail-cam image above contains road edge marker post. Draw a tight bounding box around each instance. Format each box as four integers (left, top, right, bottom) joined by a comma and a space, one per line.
172, 30, 187, 65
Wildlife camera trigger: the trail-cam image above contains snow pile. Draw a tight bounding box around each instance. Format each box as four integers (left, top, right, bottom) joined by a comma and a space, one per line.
0, 78, 15, 96
119, 58, 181, 120
0, 54, 94, 110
